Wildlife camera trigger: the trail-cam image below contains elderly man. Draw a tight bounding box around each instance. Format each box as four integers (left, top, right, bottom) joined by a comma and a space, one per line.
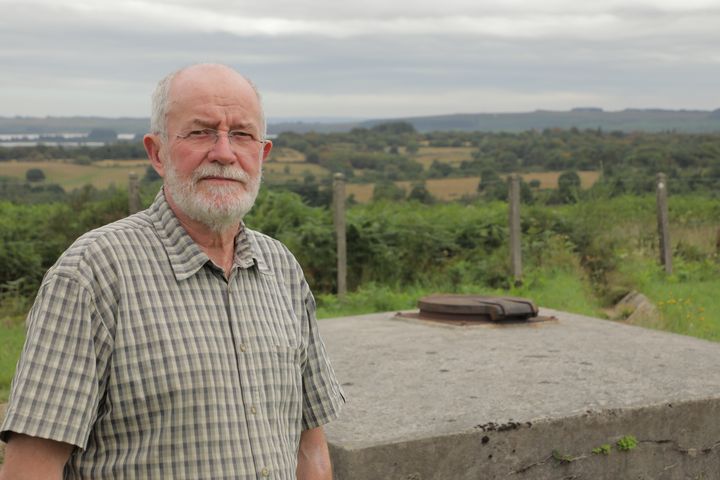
0, 64, 345, 479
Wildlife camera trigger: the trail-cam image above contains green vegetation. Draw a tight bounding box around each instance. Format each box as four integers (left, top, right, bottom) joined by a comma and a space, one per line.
1, 126, 719, 404
592, 444, 612, 455
0, 318, 25, 402
3, 126, 720, 207
552, 449, 584, 464
616, 435, 638, 452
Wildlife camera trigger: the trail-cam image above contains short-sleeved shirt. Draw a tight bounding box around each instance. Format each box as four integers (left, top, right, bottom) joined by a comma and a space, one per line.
1, 190, 345, 479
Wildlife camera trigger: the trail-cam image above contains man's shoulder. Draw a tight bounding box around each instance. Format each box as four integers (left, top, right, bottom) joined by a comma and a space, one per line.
49, 211, 157, 279
243, 228, 303, 273
244, 228, 295, 261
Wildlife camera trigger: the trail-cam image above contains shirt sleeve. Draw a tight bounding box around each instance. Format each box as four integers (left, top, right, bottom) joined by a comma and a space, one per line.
299, 284, 346, 430
0, 273, 113, 449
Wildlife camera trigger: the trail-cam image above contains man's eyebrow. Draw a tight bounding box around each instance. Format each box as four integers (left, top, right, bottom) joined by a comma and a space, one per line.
188, 119, 216, 128
187, 119, 255, 131
229, 122, 254, 131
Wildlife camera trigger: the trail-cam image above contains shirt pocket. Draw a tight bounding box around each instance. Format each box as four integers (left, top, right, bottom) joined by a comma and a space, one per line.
265, 344, 303, 423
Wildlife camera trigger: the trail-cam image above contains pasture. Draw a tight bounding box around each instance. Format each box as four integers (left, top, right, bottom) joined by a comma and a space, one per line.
412, 146, 476, 168
1, 146, 600, 201
1, 159, 147, 190
346, 171, 601, 203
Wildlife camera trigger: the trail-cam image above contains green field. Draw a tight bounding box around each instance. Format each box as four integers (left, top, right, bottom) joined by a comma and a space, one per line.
1, 160, 147, 190
346, 171, 600, 203
1, 141, 600, 199
0, 318, 25, 402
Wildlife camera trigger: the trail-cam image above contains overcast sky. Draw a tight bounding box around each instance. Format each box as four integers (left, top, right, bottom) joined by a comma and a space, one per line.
1, 0, 719, 121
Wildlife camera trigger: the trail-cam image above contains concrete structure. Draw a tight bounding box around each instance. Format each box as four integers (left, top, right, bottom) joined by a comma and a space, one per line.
321, 309, 720, 479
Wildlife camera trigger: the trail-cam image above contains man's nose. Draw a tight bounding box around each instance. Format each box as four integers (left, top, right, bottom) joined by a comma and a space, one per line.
208, 133, 236, 164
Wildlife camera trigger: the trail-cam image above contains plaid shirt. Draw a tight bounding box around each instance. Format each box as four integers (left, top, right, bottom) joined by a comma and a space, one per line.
1, 190, 345, 479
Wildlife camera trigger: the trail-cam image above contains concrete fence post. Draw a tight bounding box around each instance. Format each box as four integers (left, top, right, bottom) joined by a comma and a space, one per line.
128, 172, 141, 215
508, 174, 522, 284
333, 173, 347, 297
656, 172, 672, 274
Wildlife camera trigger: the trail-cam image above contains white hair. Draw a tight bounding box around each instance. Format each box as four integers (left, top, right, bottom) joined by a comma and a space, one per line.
149, 63, 267, 139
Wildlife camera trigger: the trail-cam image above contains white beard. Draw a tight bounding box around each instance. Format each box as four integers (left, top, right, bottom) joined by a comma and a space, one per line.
163, 160, 261, 233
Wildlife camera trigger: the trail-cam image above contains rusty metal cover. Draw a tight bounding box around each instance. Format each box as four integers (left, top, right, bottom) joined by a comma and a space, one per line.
416, 294, 539, 322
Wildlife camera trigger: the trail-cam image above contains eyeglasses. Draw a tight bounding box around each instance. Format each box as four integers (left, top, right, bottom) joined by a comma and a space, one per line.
175, 128, 265, 152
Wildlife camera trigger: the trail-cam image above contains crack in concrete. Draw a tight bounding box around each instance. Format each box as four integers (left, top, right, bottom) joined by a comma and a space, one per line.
640, 438, 720, 456
507, 439, 720, 476
507, 455, 553, 476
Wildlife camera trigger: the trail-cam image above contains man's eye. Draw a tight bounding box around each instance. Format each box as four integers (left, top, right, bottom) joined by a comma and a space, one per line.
189, 129, 214, 138
229, 131, 253, 140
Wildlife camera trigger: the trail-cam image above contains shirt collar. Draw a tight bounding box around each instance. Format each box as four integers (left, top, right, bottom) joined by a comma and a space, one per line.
148, 189, 270, 281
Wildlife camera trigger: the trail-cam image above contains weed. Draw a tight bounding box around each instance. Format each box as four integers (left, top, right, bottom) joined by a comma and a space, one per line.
616, 435, 638, 452
592, 444, 612, 455
552, 450, 578, 464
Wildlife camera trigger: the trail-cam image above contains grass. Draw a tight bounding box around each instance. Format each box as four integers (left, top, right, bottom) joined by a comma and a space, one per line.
268, 147, 306, 163
615, 255, 720, 341
0, 316, 25, 403
2, 160, 147, 190
3, 157, 328, 191
262, 162, 329, 179
413, 146, 476, 168
316, 268, 604, 319
345, 171, 601, 203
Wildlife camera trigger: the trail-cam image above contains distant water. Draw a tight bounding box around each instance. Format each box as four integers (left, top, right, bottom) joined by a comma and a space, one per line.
0, 141, 106, 147
0, 132, 137, 147
0, 132, 86, 141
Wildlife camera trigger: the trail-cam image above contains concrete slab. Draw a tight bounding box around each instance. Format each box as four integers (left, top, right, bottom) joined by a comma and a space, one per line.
320, 308, 720, 479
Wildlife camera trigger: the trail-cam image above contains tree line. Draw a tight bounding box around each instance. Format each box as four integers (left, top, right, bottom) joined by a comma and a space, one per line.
2, 184, 718, 313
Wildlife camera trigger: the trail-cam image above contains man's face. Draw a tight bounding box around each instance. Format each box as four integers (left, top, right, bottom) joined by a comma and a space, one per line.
148, 66, 272, 232
162, 147, 263, 233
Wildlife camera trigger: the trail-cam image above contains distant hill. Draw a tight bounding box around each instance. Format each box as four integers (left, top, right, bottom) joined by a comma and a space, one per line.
0, 116, 149, 136
2, 108, 720, 136
357, 109, 720, 134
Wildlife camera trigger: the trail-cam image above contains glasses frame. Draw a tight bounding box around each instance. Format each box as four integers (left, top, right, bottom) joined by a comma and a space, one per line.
174, 128, 266, 152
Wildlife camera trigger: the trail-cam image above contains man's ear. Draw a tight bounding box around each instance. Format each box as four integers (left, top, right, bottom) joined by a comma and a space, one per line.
261, 139, 273, 163
143, 133, 165, 178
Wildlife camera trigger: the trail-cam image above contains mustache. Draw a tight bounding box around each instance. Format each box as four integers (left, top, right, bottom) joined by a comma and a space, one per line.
192, 164, 251, 183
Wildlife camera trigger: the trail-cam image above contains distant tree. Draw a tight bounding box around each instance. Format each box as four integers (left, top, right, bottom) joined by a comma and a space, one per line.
73, 155, 93, 166
520, 179, 534, 204
87, 128, 119, 143
372, 181, 406, 202
408, 182, 435, 204
302, 171, 316, 184
370, 122, 416, 135
25, 168, 46, 183
528, 179, 541, 189
478, 169, 507, 201
428, 160, 454, 178
143, 165, 161, 183
305, 149, 320, 164
556, 170, 582, 203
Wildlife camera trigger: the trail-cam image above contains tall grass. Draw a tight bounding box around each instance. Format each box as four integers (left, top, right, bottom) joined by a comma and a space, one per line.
0, 316, 25, 403
617, 255, 720, 341
316, 267, 603, 319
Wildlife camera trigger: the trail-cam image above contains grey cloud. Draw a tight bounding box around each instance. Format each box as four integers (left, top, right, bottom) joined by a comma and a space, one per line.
0, 0, 718, 117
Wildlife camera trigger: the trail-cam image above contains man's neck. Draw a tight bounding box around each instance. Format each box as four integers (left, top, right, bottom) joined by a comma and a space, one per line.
165, 193, 238, 277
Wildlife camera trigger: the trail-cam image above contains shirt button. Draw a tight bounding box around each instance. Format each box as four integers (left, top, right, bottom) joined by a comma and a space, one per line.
250, 406, 257, 414
261, 467, 270, 477
239, 344, 247, 352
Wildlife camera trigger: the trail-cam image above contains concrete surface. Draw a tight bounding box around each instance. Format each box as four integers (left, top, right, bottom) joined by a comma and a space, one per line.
320, 308, 720, 479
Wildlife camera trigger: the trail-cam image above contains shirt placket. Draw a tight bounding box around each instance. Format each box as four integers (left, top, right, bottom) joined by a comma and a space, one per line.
225, 267, 277, 479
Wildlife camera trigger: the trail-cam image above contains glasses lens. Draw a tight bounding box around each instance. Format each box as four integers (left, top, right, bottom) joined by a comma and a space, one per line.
178, 130, 261, 152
